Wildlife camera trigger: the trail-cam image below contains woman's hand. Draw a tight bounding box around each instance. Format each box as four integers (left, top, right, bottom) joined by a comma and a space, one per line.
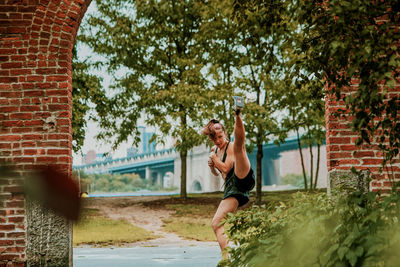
209, 152, 218, 162
208, 153, 219, 176
208, 159, 215, 168
208, 158, 215, 167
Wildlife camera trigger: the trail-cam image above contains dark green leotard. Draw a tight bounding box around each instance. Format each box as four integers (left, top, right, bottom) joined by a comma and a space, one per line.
215, 142, 255, 207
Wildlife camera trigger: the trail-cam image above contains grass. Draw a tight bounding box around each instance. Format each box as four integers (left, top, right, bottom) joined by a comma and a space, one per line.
163, 217, 215, 241
161, 202, 241, 242
160, 190, 325, 241
163, 216, 234, 243
73, 208, 158, 247
161, 203, 217, 242
73, 190, 322, 246
166, 203, 217, 217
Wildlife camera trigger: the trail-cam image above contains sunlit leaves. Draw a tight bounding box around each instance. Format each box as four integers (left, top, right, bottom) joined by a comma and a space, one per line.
226, 188, 400, 267
295, 0, 400, 167
72, 46, 106, 153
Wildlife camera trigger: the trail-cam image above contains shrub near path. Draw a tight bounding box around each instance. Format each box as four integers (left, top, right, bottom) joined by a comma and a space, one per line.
225, 189, 400, 267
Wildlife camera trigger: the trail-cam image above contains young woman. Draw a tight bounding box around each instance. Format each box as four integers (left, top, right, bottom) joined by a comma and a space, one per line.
202, 103, 255, 259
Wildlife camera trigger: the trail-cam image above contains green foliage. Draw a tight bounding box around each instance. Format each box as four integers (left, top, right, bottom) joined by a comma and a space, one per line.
72, 46, 106, 153
197, 0, 240, 137
216, 0, 290, 203
74, 0, 400, 202
290, 0, 400, 168
78, 0, 213, 151
235, 0, 400, 174
78, 0, 221, 198
79, 172, 174, 193
233, 0, 326, 193
278, 74, 325, 190
226, 186, 400, 266
280, 173, 305, 188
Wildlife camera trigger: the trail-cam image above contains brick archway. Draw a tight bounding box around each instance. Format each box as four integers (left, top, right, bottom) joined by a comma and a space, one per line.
0, 1, 399, 266
0, 0, 90, 265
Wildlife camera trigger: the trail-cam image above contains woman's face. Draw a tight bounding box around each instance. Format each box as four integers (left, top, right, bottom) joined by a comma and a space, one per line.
212, 129, 227, 149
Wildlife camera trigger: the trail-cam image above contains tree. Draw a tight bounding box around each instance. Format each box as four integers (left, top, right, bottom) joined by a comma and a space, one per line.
294, 0, 400, 174
72, 46, 106, 153
279, 82, 325, 191
273, 3, 327, 191
78, 0, 214, 198
235, 0, 400, 182
198, 0, 241, 136
233, 0, 287, 204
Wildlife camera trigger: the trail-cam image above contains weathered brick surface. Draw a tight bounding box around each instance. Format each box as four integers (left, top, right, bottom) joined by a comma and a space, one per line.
325, 85, 400, 192
0, 0, 90, 265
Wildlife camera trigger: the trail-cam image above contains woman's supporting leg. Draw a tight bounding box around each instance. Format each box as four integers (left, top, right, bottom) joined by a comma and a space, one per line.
212, 197, 239, 258
233, 113, 251, 178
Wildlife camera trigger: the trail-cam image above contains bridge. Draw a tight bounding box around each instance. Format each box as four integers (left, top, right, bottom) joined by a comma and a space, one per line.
73, 148, 176, 187
73, 137, 326, 193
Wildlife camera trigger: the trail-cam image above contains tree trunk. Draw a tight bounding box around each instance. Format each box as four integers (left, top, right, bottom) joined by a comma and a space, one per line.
296, 129, 308, 190
309, 143, 314, 191
178, 109, 188, 199
180, 150, 187, 199
256, 142, 263, 205
313, 143, 321, 190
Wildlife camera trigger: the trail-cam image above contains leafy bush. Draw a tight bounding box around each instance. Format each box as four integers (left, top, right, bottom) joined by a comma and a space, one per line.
77, 172, 175, 193
225, 187, 400, 267
280, 173, 305, 188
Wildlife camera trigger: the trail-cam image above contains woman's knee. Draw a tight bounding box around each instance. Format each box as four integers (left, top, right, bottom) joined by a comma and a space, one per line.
212, 216, 222, 232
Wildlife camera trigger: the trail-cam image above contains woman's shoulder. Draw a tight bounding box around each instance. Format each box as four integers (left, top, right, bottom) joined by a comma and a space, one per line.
227, 142, 234, 153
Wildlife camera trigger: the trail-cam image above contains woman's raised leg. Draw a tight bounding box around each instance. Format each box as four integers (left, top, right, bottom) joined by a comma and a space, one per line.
233, 112, 251, 179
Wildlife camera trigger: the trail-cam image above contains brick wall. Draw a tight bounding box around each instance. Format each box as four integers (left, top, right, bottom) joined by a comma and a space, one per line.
325, 79, 400, 192
0, 0, 90, 265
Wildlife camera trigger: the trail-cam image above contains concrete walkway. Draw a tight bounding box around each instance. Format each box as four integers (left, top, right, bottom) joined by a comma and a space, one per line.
73, 245, 221, 267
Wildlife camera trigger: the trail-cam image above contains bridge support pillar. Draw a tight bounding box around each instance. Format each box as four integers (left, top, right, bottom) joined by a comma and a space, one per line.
145, 167, 152, 181
157, 172, 163, 188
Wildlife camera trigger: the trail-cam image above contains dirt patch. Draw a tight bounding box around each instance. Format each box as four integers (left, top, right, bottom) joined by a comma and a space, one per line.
142, 196, 222, 209
81, 196, 221, 247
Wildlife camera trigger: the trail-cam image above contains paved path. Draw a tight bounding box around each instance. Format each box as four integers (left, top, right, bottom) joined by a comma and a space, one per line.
73, 245, 221, 267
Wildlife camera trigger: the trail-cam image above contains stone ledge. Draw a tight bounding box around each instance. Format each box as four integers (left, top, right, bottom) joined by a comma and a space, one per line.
26, 199, 72, 267
328, 169, 370, 195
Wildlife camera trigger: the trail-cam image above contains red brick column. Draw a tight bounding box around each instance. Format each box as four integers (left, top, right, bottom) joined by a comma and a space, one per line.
0, 0, 90, 265
325, 80, 400, 192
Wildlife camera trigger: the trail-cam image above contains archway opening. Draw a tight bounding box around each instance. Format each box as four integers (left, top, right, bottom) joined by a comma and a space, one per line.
191, 180, 202, 192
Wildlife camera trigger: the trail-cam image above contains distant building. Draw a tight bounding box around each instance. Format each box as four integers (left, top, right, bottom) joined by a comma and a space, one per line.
82, 150, 112, 164
126, 147, 138, 157
83, 150, 96, 164
127, 126, 156, 157
142, 131, 156, 153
